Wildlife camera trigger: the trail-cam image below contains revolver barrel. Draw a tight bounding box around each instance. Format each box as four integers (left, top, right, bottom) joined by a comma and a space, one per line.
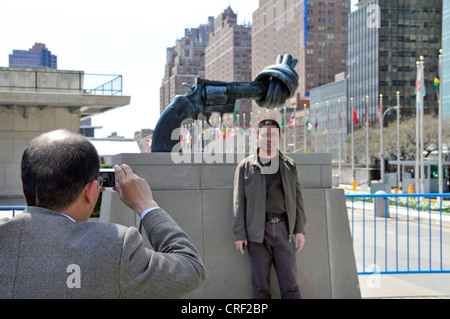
204, 81, 269, 106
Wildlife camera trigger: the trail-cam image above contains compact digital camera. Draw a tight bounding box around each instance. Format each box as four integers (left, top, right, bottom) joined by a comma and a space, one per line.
99, 168, 120, 188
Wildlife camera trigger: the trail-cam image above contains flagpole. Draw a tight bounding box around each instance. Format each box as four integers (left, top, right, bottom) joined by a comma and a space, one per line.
351, 97, 355, 182
283, 106, 287, 152
338, 99, 342, 183
326, 100, 330, 153
315, 107, 318, 153
293, 105, 297, 152
396, 91, 401, 191
366, 95, 370, 189
304, 114, 307, 153
419, 56, 425, 195
379, 94, 384, 184
438, 49, 443, 196
415, 60, 420, 193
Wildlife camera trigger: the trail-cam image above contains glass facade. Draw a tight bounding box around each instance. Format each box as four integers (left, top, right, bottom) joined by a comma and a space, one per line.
310, 79, 348, 158
347, 0, 379, 132
9, 43, 57, 69
347, 0, 442, 132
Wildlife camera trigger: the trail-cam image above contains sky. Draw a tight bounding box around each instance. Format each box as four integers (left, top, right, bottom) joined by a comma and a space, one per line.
0, 0, 358, 139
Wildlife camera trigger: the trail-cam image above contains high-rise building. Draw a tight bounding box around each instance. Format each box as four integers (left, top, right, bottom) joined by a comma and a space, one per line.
251, 0, 349, 152
205, 6, 252, 126
347, 0, 442, 130
9, 43, 57, 69
252, 0, 349, 99
443, 0, 450, 119
160, 17, 214, 114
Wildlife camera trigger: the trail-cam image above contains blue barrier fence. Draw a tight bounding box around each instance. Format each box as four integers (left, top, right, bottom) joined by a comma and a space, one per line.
345, 193, 450, 275
0, 206, 26, 218
3, 198, 449, 276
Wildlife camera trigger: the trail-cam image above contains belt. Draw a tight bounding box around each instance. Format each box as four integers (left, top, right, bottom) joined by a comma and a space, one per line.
265, 213, 286, 224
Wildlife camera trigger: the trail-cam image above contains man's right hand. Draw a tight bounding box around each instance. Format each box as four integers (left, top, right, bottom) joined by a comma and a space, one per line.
235, 240, 248, 255
114, 164, 158, 216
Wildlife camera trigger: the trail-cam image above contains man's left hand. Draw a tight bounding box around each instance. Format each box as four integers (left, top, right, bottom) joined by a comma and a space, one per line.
295, 233, 305, 252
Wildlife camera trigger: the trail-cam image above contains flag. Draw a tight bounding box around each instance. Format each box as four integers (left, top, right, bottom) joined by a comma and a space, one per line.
365, 114, 370, 127
314, 109, 319, 131
287, 116, 295, 127
352, 106, 359, 127
306, 116, 312, 131
434, 69, 440, 104
337, 114, 342, 129
415, 62, 426, 109
376, 100, 382, 123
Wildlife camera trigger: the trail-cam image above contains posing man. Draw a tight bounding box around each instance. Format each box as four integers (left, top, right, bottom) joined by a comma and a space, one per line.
0, 129, 205, 298
233, 119, 306, 299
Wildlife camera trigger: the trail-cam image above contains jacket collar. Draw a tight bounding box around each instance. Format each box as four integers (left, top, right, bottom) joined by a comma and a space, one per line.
26, 206, 77, 223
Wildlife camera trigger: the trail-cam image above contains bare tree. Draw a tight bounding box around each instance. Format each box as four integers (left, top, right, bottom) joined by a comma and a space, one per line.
346, 115, 450, 164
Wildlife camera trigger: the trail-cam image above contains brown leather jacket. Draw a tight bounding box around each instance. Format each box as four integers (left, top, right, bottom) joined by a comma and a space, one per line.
233, 151, 306, 243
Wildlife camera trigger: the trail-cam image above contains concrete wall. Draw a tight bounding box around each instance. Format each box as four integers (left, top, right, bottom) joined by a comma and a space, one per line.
100, 152, 361, 299
0, 106, 79, 197
0, 67, 83, 93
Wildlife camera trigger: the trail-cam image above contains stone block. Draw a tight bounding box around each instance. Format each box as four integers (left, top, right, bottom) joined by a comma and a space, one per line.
100, 153, 361, 299
135, 165, 200, 190
0, 139, 13, 162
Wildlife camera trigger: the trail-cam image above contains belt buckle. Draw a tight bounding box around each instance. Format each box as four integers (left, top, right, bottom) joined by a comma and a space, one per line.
268, 217, 280, 224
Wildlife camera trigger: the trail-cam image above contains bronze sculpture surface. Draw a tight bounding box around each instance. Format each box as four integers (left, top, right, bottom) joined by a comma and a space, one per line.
151, 54, 298, 152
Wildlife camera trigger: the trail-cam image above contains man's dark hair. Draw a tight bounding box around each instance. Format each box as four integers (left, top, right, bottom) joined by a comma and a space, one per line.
257, 119, 280, 133
21, 129, 100, 211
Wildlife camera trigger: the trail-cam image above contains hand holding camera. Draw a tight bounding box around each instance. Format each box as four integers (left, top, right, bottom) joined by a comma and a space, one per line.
106, 164, 158, 216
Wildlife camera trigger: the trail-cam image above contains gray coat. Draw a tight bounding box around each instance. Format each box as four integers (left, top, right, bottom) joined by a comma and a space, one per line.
0, 206, 205, 298
233, 151, 306, 243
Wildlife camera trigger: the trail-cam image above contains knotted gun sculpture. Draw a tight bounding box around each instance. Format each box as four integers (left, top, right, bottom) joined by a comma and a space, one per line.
151, 54, 298, 152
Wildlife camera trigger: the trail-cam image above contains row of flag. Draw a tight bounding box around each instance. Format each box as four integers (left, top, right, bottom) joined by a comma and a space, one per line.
181, 56, 441, 145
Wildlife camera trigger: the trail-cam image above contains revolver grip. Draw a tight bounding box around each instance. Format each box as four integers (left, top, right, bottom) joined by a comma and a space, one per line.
151, 95, 198, 152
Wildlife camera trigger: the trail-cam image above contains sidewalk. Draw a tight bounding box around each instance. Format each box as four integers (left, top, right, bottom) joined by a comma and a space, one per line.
359, 273, 450, 299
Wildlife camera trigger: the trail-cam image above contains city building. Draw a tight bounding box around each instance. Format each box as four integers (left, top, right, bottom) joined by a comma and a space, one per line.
347, 0, 442, 132
134, 128, 154, 153
251, 0, 349, 152
9, 43, 57, 69
80, 118, 103, 138
310, 72, 347, 159
252, 0, 349, 99
205, 6, 252, 127
443, 0, 450, 119
160, 17, 214, 114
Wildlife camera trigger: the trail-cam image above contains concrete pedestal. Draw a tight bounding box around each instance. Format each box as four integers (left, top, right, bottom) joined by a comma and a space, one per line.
100, 152, 361, 299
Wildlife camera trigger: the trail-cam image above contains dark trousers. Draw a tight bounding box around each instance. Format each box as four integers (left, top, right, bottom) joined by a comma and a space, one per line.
247, 220, 301, 299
